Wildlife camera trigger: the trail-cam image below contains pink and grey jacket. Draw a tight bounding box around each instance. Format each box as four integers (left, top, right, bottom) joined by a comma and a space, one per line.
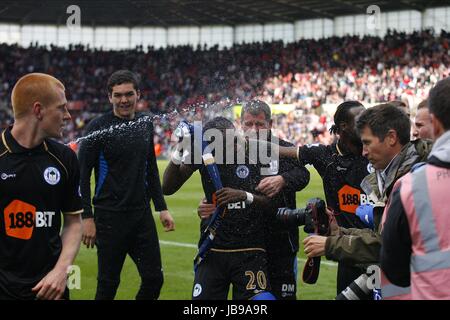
382, 131, 450, 300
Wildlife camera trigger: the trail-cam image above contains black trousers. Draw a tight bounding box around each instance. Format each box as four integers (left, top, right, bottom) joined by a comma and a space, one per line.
266, 251, 297, 300
94, 208, 163, 300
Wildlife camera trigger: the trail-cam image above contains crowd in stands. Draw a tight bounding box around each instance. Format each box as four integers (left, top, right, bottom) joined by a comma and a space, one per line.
1, 29, 449, 155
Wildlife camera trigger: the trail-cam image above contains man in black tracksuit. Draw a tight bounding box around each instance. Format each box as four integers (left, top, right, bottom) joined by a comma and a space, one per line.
243, 101, 310, 300
259, 136, 309, 300
78, 70, 174, 300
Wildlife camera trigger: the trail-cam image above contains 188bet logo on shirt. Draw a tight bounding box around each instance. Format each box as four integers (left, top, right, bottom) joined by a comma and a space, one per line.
338, 185, 361, 214
3, 200, 55, 240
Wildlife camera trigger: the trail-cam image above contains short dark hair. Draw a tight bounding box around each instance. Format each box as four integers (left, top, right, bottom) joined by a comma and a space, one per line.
241, 100, 271, 121
428, 77, 450, 130
390, 100, 407, 108
204, 116, 235, 131
417, 99, 428, 110
356, 103, 411, 145
390, 100, 410, 117
329, 100, 364, 134
107, 70, 140, 94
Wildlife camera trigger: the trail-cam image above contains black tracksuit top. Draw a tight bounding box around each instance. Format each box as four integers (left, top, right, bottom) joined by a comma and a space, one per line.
78, 111, 167, 218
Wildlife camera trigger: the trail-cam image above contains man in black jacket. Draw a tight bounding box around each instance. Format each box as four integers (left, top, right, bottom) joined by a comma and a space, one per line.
78, 70, 174, 300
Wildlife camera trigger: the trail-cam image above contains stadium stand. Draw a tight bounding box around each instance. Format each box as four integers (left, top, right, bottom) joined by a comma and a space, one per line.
1, 29, 449, 152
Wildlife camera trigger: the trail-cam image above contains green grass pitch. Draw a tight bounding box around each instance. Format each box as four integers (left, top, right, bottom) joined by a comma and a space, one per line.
70, 161, 337, 300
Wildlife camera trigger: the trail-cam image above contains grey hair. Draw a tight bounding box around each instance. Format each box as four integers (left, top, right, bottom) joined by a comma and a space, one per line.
241, 100, 271, 121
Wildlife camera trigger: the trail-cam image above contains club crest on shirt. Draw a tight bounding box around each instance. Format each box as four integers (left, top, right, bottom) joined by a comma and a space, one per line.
268, 160, 279, 175
236, 165, 250, 179
44, 167, 61, 185
193, 283, 202, 297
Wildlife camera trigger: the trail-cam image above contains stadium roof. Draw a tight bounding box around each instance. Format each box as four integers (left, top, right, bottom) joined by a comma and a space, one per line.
0, 0, 448, 27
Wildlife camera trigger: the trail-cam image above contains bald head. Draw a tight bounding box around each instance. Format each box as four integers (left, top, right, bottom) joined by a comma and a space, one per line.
11, 73, 65, 119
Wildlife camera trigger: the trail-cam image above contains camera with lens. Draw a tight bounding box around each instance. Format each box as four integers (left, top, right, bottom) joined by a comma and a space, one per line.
277, 198, 329, 235
335, 273, 373, 300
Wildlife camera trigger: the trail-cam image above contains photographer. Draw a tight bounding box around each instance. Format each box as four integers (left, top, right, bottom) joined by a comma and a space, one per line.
381, 78, 450, 299
302, 103, 432, 299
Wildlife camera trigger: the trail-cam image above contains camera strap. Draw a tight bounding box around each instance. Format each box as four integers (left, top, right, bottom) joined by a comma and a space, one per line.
302, 199, 322, 284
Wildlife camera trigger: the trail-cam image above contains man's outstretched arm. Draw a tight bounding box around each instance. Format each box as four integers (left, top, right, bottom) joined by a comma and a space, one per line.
162, 160, 195, 195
